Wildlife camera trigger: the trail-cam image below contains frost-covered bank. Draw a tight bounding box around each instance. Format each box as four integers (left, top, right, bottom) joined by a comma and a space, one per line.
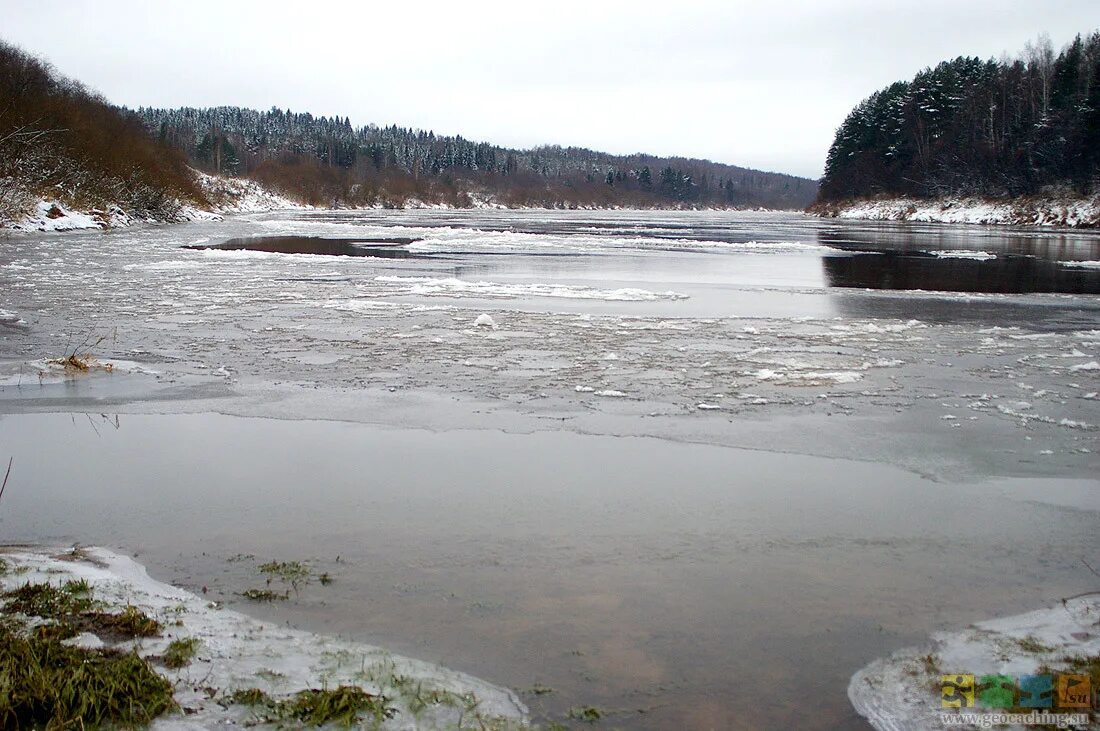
849, 595, 1100, 730
4, 171, 308, 233
811, 195, 1100, 228
0, 546, 528, 729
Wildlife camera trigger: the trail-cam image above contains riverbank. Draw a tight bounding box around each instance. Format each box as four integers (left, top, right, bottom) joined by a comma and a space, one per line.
811, 195, 1100, 228
3, 172, 793, 232
849, 593, 1100, 730
3, 172, 308, 233
0, 545, 528, 729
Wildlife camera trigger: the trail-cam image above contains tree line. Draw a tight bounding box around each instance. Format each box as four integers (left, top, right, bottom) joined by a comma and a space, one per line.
0, 40, 203, 222
137, 106, 817, 209
818, 30, 1100, 202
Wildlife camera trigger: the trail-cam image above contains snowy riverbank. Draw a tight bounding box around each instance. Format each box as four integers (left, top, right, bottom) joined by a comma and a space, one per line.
3, 171, 309, 233
813, 195, 1100, 228
849, 595, 1100, 730
0, 546, 529, 729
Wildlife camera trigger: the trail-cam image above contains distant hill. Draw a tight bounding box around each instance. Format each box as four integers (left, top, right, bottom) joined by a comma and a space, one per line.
815, 30, 1100, 221
135, 106, 818, 210
0, 40, 205, 225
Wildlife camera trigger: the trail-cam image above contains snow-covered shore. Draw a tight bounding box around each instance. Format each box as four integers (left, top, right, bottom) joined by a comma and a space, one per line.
849, 595, 1100, 730
3, 171, 310, 233
813, 195, 1100, 228
2, 172, 792, 232
0, 546, 529, 729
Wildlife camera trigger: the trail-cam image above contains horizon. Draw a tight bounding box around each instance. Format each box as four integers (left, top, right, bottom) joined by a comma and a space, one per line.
3, 0, 1098, 179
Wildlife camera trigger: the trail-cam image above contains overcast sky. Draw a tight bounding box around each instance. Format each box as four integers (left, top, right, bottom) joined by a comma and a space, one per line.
4, 0, 1097, 178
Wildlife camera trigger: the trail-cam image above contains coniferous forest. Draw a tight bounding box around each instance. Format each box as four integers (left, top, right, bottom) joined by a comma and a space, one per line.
817, 31, 1100, 203
135, 106, 817, 209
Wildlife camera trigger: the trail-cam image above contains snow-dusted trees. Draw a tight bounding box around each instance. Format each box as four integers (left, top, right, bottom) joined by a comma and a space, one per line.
819, 31, 1100, 202
135, 106, 817, 209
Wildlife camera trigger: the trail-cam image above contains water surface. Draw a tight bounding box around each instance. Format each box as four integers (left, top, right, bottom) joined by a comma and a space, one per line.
0, 413, 1096, 730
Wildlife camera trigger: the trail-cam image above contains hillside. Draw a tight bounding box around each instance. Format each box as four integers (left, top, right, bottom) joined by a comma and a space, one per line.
136, 106, 818, 210
0, 40, 208, 228
0, 36, 816, 228
813, 31, 1100, 226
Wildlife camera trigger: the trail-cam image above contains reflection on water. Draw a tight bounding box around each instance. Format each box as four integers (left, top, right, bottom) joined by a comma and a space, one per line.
186, 235, 423, 258
822, 252, 1100, 294
817, 225, 1100, 294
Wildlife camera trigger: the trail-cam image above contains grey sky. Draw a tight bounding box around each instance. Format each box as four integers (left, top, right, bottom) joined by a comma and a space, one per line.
4, 0, 1097, 178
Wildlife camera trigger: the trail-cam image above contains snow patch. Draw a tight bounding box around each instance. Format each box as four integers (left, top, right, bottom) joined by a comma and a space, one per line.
848, 595, 1100, 731
473, 313, 498, 329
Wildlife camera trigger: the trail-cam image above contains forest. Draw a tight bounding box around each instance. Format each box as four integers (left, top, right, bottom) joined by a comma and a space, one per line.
817, 31, 1100, 203
0, 40, 203, 223
136, 106, 817, 210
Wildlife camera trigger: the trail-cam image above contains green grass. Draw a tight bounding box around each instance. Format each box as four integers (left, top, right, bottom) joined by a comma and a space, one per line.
88, 605, 163, 638
163, 637, 200, 669
0, 626, 176, 728
277, 686, 395, 727
2, 579, 96, 618
240, 588, 288, 602
230, 687, 274, 706
259, 560, 312, 594
230, 685, 394, 727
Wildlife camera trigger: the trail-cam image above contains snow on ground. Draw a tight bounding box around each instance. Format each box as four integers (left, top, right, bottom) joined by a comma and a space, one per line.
4, 173, 306, 232
0, 547, 529, 730
6, 200, 135, 232
820, 195, 1100, 228
192, 170, 309, 215
849, 595, 1100, 730
0, 357, 158, 386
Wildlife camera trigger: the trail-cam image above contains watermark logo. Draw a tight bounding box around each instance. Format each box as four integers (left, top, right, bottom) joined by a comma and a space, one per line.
941, 673, 1092, 710
940, 675, 975, 708
939, 672, 1094, 727
1056, 674, 1092, 709
1018, 674, 1053, 709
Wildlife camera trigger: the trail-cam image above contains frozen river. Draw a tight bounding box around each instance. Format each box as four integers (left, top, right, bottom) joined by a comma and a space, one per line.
1, 210, 1098, 729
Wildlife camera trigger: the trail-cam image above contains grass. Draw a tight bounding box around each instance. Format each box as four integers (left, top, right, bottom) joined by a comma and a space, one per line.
3, 579, 96, 618
259, 560, 312, 595
0, 579, 177, 727
568, 705, 603, 722
278, 687, 395, 727
48, 334, 114, 375
1061, 652, 1100, 686
0, 625, 177, 728
88, 605, 163, 638
231, 687, 274, 706
230, 686, 394, 727
240, 588, 288, 602
163, 637, 200, 669
1013, 635, 1053, 654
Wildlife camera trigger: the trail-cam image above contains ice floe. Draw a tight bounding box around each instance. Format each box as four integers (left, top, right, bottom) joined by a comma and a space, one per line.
374, 276, 689, 301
